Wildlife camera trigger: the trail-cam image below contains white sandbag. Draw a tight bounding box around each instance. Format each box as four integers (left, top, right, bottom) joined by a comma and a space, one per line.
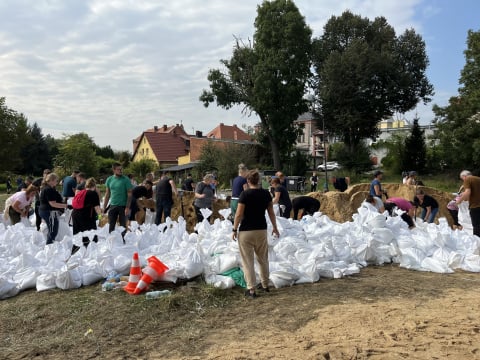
80, 260, 106, 286
398, 248, 426, 270
372, 228, 395, 244
0, 277, 20, 299
211, 253, 239, 274
366, 214, 386, 228
36, 272, 57, 292
14, 267, 39, 290
421, 257, 453, 273
269, 270, 299, 288
462, 254, 480, 272
205, 274, 235, 289
55, 264, 82, 290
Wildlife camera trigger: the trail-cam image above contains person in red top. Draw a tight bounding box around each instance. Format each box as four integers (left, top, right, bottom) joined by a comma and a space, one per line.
456, 170, 480, 236
384, 197, 416, 229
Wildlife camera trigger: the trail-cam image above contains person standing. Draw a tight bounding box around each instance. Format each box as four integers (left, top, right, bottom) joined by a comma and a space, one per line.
39, 173, 70, 244
230, 164, 248, 219
103, 163, 133, 235
75, 172, 87, 191
369, 170, 385, 199
6, 177, 12, 194
181, 173, 195, 192
232, 170, 280, 299
310, 172, 318, 192
413, 189, 439, 223
271, 177, 292, 218
194, 174, 216, 223
32, 169, 51, 231
456, 170, 480, 237
155, 172, 178, 225
4, 185, 38, 225
62, 170, 79, 202
71, 178, 102, 248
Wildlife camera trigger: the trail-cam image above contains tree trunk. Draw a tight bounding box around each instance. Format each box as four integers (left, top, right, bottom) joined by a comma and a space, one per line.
267, 132, 282, 170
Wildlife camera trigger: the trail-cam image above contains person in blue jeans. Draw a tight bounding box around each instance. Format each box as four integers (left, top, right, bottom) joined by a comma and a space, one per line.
413, 189, 439, 223
39, 173, 70, 245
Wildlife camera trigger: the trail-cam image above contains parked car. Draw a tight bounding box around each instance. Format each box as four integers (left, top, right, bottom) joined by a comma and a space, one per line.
317, 161, 341, 171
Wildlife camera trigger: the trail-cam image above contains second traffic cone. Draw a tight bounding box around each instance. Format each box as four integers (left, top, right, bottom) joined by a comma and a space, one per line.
133, 256, 169, 295
124, 252, 142, 294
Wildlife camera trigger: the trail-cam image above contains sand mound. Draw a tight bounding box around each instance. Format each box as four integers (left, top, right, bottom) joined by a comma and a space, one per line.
307, 183, 455, 224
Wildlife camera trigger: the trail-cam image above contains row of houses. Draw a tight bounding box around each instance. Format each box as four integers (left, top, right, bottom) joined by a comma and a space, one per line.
131, 123, 254, 174
131, 115, 436, 173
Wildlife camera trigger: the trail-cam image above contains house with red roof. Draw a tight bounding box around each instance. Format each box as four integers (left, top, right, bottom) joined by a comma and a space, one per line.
131, 123, 254, 173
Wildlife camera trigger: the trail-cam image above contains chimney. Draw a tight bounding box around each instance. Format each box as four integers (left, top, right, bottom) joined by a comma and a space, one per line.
154, 126, 158, 132
196, 130, 203, 137
163, 124, 167, 131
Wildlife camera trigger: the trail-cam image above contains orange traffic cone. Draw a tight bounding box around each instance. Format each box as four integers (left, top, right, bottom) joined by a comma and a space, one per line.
133, 256, 169, 295
124, 252, 142, 294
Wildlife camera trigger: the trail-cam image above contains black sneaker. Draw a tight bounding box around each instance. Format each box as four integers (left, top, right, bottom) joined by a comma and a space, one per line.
256, 284, 270, 292
244, 290, 257, 299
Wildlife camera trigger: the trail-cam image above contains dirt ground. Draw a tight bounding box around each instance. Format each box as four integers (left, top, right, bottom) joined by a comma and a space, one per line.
2, 264, 480, 360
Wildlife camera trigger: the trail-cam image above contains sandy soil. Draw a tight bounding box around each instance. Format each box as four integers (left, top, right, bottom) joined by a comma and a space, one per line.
2, 265, 480, 360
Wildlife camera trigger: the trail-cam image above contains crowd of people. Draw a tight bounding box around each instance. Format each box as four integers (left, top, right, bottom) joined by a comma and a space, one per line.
4, 163, 480, 300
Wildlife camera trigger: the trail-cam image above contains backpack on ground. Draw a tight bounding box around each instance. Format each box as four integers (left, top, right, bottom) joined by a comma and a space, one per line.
72, 190, 87, 209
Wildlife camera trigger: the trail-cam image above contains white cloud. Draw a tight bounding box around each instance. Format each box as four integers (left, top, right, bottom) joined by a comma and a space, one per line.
0, 0, 473, 151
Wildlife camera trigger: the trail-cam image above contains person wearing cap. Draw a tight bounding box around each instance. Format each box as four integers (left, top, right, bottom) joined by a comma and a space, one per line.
456, 170, 480, 236
369, 170, 385, 199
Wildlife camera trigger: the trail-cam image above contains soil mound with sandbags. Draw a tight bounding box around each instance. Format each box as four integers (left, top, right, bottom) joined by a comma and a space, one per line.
306, 183, 455, 225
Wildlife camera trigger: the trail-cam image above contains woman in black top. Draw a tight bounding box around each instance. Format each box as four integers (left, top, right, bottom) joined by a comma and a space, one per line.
271, 177, 292, 218
232, 170, 280, 299
39, 173, 69, 245
413, 189, 439, 223
71, 178, 102, 248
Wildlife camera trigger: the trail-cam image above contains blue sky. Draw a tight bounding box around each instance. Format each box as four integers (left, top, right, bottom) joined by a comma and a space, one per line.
0, 0, 478, 151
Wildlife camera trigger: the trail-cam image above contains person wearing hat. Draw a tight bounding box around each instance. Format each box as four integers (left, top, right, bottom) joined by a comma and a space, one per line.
369, 170, 386, 199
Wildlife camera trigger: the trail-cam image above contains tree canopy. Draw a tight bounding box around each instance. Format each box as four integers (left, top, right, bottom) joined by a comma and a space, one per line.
433, 29, 480, 170
200, 0, 312, 170
312, 11, 434, 151
0, 97, 31, 173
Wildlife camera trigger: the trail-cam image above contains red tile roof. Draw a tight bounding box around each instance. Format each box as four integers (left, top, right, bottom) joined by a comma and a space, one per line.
206, 123, 251, 141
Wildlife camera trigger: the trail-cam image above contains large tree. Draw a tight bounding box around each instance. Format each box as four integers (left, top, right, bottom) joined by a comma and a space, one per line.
0, 97, 31, 173
433, 29, 480, 170
200, 0, 312, 170
54, 133, 99, 177
312, 11, 433, 152
403, 117, 427, 173
19, 122, 53, 175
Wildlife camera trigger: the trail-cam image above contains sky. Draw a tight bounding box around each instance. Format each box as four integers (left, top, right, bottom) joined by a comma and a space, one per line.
0, 0, 478, 152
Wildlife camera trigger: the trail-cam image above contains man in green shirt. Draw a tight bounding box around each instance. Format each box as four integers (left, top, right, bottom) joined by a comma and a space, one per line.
103, 162, 133, 236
